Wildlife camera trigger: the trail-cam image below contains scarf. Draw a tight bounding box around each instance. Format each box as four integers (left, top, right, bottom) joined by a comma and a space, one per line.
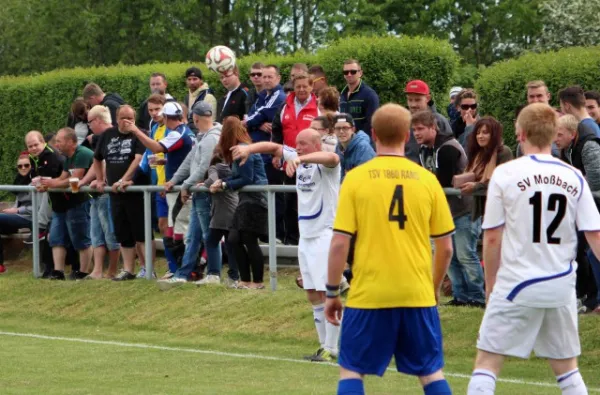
468, 149, 498, 183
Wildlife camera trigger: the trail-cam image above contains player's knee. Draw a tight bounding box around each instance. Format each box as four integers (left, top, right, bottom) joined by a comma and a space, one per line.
474, 350, 503, 375
306, 289, 324, 304
339, 367, 362, 380
549, 357, 579, 377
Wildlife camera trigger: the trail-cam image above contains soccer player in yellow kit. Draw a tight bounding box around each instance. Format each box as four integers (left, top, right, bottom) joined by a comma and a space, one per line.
325, 104, 455, 395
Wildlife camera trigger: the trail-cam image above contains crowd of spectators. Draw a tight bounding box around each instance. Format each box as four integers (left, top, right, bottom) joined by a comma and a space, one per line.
1, 61, 600, 313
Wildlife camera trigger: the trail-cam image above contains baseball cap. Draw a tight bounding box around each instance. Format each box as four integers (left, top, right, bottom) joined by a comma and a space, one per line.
185, 66, 202, 79
404, 80, 430, 95
160, 102, 183, 117
335, 113, 355, 127
191, 101, 213, 117
450, 86, 463, 99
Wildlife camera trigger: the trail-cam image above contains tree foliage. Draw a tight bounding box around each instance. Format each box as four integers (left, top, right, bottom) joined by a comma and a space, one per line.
536, 0, 600, 50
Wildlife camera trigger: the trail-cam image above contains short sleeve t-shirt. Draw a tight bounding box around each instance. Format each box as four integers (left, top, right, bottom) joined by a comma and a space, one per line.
150, 123, 168, 185
482, 154, 600, 307
333, 155, 455, 309
282, 145, 341, 238
63, 145, 94, 207
159, 123, 194, 181
94, 127, 145, 185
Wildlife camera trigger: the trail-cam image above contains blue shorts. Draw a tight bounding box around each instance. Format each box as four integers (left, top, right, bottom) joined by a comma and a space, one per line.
339, 307, 444, 377
156, 193, 168, 218
48, 200, 92, 251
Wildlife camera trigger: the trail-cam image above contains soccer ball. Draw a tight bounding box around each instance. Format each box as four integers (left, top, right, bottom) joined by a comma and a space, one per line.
205, 45, 236, 73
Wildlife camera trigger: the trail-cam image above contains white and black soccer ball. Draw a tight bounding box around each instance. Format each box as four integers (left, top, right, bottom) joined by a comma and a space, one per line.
205, 45, 236, 73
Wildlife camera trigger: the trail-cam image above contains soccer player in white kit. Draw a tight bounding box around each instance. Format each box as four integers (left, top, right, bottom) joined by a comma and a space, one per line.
467, 103, 600, 395
231, 128, 342, 362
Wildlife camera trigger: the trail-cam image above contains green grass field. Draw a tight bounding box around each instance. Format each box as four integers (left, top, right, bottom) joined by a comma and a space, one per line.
1, 257, 599, 394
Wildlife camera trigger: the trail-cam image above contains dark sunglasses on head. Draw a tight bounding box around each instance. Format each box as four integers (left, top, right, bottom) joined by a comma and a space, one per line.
343, 70, 360, 76
249, 72, 262, 77
460, 103, 478, 110
17, 164, 31, 169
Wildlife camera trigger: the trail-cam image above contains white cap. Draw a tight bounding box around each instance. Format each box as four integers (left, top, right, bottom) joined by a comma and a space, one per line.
160, 102, 183, 117
449, 86, 463, 99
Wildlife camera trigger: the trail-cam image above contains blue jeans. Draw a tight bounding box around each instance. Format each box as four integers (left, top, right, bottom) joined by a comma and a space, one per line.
586, 248, 600, 303
175, 193, 211, 280
448, 214, 484, 304
90, 195, 119, 251
0, 213, 32, 234
48, 200, 92, 250
206, 228, 239, 280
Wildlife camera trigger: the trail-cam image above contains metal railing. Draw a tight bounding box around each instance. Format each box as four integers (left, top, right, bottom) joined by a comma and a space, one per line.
5, 184, 581, 290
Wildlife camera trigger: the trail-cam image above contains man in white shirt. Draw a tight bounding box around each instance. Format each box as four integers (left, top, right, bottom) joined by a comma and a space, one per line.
231, 128, 342, 363
468, 103, 600, 395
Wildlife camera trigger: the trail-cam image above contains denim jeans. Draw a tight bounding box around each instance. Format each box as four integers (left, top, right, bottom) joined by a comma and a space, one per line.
90, 195, 119, 251
206, 228, 239, 280
448, 214, 484, 303
48, 200, 92, 250
175, 193, 211, 280
586, 248, 600, 303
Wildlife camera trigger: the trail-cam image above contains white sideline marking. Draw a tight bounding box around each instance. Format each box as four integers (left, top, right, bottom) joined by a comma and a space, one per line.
1, 331, 599, 392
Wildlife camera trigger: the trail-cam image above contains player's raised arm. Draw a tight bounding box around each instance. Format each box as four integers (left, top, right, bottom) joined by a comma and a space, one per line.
230, 141, 282, 165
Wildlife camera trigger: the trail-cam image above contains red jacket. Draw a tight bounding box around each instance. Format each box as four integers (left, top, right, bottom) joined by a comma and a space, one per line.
281, 93, 319, 148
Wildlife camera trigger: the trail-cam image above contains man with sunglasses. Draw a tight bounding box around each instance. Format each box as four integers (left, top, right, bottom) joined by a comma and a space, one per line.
217, 66, 249, 123
245, 62, 265, 112
452, 89, 479, 149
339, 59, 380, 139
308, 65, 328, 97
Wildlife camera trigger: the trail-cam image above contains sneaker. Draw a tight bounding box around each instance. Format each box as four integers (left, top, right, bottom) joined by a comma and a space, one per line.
195, 274, 221, 286
340, 277, 350, 296
157, 277, 187, 291
224, 278, 239, 289
310, 348, 337, 363
74, 271, 89, 280
444, 299, 467, 307
112, 271, 136, 281
467, 301, 486, 309
0, 264, 5, 274
49, 270, 66, 280
23, 229, 46, 245
160, 271, 174, 280
136, 268, 157, 279
303, 348, 323, 361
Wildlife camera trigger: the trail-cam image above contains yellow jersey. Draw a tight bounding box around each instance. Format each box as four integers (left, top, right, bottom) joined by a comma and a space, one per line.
333, 155, 455, 309
152, 124, 167, 185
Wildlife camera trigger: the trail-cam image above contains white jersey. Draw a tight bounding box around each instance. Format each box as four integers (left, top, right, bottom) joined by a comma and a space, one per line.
482, 154, 600, 307
283, 146, 341, 238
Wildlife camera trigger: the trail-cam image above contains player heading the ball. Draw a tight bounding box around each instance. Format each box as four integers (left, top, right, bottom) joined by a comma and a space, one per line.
467, 103, 600, 395
326, 103, 455, 395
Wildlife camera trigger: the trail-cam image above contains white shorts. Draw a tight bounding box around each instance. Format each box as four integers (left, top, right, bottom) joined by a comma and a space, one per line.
477, 294, 580, 359
166, 193, 191, 237
298, 230, 333, 291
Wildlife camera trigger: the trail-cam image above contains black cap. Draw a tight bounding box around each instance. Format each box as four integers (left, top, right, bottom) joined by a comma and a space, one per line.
335, 113, 355, 127
185, 66, 203, 79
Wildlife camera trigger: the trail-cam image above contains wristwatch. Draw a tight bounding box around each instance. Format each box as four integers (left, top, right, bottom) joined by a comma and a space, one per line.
221, 182, 227, 191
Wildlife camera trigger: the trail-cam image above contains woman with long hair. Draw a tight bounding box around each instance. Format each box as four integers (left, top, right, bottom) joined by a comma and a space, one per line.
211, 117, 268, 289
460, 116, 513, 220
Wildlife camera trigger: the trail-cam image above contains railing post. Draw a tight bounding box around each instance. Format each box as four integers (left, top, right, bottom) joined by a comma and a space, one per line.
31, 190, 40, 278
143, 190, 153, 280
267, 190, 277, 291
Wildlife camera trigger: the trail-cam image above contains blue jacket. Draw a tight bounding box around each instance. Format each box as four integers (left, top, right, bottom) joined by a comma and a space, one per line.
225, 149, 268, 208
336, 130, 376, 182
246, 85, 285, 144
339, 81, 379, 138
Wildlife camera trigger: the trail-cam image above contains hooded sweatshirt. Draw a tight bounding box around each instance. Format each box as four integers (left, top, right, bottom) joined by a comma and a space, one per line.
204, 162, 239, 230
170, 123, 222, 190
184, 83, 218, 131
101, 93, 126, 127
11, 172, 33, 220
418, 133, 471, 218
336, 131, 376, 182
406, 100, 453, 163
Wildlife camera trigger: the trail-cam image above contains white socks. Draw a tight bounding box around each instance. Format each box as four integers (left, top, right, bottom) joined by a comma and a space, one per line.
467, 369, 496, 395
557, 369, 588, 395
312, 304, 326, 347
325, 321, 340, 356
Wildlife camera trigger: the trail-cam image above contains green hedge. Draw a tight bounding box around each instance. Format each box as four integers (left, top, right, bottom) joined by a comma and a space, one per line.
0, 35, 457, 186
476, 46, 600, 148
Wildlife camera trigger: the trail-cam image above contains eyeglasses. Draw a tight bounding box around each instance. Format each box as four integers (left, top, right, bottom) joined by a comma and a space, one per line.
334, 126, 352, 132
312, 77, 325, 83
17, 164, 31, 169
460, 104, 478, 110
87, 118, 96, 126
249, 72, 262, 77
313, 127, 327, 132
343, 70, 360, 76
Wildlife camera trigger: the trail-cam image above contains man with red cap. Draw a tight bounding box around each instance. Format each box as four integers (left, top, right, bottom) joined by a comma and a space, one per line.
404, 80, 453, 163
